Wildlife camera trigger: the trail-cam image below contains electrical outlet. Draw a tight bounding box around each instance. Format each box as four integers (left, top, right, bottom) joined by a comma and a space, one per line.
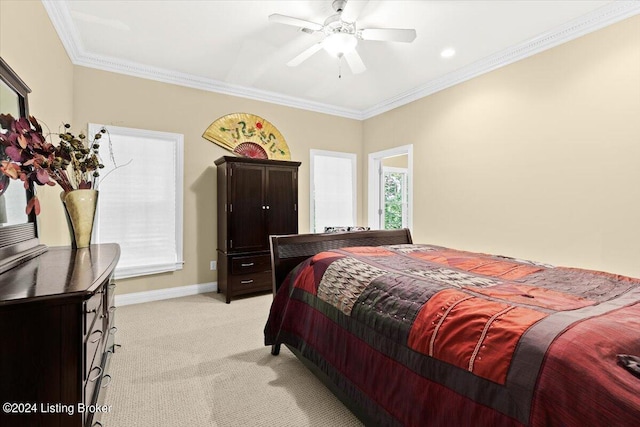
210, 261, 217, 271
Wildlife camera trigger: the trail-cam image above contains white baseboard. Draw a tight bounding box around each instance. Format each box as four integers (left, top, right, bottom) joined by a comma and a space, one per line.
115, 282, 217, 306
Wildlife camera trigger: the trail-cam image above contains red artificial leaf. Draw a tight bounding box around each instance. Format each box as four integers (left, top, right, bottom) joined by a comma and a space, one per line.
26, 196, 41, 216
18, 134, 28, 149
15, 117, 30, 133
0, 174, 9, 196
36, 167, 50, 184
78, 180, 92, 189
0, 161, 21, 179
6, 146, 25, 162
28, 116, 42, 133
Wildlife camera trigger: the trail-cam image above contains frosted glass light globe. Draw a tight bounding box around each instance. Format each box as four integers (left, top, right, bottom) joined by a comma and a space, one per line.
323, 32, 357, 57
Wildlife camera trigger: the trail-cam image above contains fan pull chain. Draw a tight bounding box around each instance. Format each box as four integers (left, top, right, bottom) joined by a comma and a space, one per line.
338, 53, 343, 79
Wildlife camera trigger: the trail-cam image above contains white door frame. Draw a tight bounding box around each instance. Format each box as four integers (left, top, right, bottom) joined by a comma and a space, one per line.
368, 144, 413, 231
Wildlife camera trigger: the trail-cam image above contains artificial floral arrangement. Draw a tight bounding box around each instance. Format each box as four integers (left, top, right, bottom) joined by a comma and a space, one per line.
0, 113, 111, 215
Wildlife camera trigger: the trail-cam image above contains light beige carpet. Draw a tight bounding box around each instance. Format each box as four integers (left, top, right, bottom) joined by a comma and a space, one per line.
100, 292, 363, 426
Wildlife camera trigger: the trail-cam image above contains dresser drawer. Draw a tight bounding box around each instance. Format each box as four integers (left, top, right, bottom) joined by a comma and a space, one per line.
231, 254, 271, 274
107, 280, 116, 309
84, 291, 103, 335
85, 315, 105, 380
85, 363, 102, 413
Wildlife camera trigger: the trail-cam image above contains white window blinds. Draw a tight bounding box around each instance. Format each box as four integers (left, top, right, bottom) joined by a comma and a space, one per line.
90, 124, 184, 279
310, 150, 356, 233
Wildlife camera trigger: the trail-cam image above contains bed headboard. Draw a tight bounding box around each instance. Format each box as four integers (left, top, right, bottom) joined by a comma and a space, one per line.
269, 228, 413, 294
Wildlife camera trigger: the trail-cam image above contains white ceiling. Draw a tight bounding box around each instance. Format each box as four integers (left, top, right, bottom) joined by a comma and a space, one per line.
43, 0, 640, 120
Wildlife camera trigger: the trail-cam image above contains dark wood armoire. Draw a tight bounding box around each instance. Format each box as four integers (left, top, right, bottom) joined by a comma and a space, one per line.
215, 156, 301, 303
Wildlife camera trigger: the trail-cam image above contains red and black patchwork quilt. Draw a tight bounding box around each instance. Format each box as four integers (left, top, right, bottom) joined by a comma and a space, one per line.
264, 244, 640, 426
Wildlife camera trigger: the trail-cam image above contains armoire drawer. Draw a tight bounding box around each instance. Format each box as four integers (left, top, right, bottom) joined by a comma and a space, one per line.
229, 271, 272, 292
231, 254, 271, 274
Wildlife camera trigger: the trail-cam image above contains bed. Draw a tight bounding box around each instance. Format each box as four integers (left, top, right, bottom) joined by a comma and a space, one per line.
264, 229, 640, 426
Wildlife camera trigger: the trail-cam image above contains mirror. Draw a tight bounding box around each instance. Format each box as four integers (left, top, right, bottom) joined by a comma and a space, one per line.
0, 57, 46, 274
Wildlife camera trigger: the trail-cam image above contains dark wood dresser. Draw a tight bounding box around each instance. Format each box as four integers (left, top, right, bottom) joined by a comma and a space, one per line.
215, 156, 300, 303
0, 244, 120, 427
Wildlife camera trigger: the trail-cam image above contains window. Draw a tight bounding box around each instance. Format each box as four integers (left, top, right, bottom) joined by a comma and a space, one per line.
90, 124, 184, 279
310, 150, 356, 233
382, 166, 408, 230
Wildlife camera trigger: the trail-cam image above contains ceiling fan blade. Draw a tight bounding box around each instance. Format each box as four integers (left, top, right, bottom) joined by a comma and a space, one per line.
360, 28, 417, 43
269, 14, 323, 31
344, 50, 366, 74
340, 0, 369, 23
287, 43, 324, 67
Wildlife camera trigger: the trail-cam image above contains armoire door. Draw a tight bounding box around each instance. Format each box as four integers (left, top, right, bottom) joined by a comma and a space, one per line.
229, 163, 267, 252
266, 166, 298, 238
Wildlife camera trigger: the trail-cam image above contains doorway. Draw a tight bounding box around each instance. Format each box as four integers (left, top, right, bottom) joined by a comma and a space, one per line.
368, 145, 413, 231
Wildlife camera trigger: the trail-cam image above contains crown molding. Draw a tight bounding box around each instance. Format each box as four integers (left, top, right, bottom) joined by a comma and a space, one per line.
43, 0, 640, 121
41, 0, 364, 120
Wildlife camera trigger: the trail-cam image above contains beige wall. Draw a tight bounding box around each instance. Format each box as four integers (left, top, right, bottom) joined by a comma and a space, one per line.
364, 15, 640, 277
382, 155, 408, 169
70, 67, 363, 293
0, 0, 75, 242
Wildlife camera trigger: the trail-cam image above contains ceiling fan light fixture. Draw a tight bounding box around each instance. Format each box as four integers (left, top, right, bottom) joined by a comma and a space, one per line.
323, 32, 358, 57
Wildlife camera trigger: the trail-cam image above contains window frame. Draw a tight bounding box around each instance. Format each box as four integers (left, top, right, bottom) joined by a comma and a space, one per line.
89, 123, 184, 279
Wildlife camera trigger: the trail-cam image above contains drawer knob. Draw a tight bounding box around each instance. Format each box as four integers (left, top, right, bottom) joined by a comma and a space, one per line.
101, 374, 112, 388
90, 329, 104, 343
89, 365, 103, 382
109, 326, 118, 335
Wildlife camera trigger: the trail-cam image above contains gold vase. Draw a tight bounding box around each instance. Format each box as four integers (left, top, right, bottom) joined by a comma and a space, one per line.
61, 189, 98, 248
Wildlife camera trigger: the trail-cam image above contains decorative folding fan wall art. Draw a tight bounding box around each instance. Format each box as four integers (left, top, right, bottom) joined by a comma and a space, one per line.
203, 113, 291, 160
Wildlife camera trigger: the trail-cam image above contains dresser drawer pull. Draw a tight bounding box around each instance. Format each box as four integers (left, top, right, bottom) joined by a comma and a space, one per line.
92, 422, 103, 427
240, 262, 255, 267
109, 283, 116, 289
109, 326, 118, 335
240, 279, 254, 284
90, 329, 103, 343
101, 374, 112, 388
109, 306, 117, 313
89, 366, 103, 382
86, 308, 98, 314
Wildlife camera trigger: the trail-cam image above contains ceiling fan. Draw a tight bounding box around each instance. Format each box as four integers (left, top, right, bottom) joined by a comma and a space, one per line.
269, 0, 417, 76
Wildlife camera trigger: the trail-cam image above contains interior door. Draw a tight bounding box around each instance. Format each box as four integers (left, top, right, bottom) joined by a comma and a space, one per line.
266, 166, 298, 239
229, 163, 267, 252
